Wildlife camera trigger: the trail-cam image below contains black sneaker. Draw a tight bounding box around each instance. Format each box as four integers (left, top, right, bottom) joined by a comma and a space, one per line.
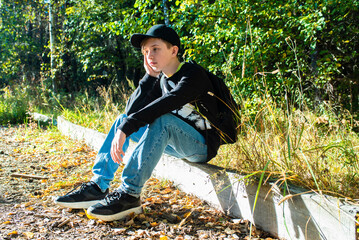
87, 190, 142, 221
54, 181, 108, 209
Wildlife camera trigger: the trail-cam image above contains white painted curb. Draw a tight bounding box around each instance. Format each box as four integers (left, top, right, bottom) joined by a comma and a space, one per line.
57, 116, 358, 240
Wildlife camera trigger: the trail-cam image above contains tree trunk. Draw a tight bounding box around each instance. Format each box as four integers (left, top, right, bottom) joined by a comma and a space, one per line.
49, 0, 57, 92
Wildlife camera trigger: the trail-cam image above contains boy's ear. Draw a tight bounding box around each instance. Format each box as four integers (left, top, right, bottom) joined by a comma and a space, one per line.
172, 45, 179, 56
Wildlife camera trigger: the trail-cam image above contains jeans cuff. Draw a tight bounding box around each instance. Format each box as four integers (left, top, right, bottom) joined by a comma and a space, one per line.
118, 183, 141, 198
90, 176, 110, 193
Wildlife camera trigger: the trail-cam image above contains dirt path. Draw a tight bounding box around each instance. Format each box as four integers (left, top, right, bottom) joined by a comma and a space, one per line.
0, 124, 277, 240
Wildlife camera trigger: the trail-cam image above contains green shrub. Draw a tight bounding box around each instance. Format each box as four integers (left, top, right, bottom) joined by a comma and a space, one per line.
0, 86, 29, 125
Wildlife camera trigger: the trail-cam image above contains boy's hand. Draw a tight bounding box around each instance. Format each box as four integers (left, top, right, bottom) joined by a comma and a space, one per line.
144, 55, 161, 78
111, 130, 127, 164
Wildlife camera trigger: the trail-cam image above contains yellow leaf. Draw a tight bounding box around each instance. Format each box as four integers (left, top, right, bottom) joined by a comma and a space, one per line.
8, 231, 18, 236
23, 232, 35, 238
26, 207, 35, 211
84, 209, 97, 219
160, 236, 168, 240
161, 188, 172, 194
77, 212, 85, 217
22, 202, 32, 207
183, 212, 192, 218
150, 222, 158, 227
2, 221, 11, 224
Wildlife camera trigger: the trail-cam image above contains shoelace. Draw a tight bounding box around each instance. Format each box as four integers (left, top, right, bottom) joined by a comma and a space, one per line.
65, 182, 93, 196
104, 191, 122, 204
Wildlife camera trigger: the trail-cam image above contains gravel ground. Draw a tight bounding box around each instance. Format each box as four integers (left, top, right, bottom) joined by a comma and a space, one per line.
0, 124, 278, 240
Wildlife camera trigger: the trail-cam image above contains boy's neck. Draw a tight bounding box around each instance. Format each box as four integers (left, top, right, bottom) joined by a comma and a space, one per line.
162, 58, 181, 77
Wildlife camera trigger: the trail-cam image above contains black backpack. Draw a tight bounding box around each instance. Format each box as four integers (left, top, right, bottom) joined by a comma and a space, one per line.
190, 60, 240, 144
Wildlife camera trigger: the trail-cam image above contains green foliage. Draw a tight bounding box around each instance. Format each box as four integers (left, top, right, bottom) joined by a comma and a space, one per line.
0, 0, 48, 86
56, 0, 144, 93
0, 86, 29, 124
169, 0, 358, 112
1, 0, 357, 114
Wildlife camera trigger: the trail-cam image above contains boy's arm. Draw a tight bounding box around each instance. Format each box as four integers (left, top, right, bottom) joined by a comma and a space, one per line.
112, 73, 160, 164
119, 65, 210, 136
125, 74, 161, 116
144, 55, 161, 78
111, 129, 126, 164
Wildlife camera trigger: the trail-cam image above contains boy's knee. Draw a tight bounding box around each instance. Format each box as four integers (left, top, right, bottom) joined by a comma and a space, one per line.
151, 114, 173, 126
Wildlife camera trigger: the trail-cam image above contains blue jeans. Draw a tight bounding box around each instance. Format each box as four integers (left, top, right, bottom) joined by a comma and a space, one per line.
91, 113, 207, 196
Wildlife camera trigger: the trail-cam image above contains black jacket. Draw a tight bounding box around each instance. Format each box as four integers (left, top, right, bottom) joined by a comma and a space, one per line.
118, 62, 221, 161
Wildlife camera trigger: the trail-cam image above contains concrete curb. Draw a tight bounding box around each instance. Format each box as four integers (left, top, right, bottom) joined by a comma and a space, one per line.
57, 116, 358, 240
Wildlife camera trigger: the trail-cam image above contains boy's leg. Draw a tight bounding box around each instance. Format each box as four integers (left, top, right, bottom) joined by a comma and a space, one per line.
91, 114, 146, 191
87, 113, 207, 221
54, 114, 147, 209
120, 113, 207, 196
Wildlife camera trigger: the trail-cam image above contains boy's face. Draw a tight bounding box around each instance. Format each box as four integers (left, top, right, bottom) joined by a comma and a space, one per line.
142, 38, 178, 73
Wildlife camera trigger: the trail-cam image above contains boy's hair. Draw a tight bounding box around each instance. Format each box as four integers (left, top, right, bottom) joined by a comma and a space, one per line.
140, 37, 174, 54
131, 24, 180, 51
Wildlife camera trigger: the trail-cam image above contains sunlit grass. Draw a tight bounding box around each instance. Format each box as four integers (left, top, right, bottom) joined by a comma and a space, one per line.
210, 96, 359, 200
56, 82, 359, 200
61, 86, 125, 133
59, 87, 359, 200
0, 86, 29, 124
2, 69, 352, 201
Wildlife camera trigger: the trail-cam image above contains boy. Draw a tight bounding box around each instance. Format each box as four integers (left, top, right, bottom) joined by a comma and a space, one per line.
55, 24, 224, 221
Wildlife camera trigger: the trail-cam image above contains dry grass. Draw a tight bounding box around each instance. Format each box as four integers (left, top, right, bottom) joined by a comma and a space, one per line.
210, 97, 359, 201
59, 81, 359, 201
61, 86, 127, 133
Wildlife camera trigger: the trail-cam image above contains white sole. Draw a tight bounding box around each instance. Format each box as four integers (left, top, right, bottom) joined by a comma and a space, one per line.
54, 199, 101, 209
87, 206, 142, 222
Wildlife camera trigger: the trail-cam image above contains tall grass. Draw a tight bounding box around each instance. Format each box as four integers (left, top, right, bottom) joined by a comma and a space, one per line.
61, 85, 127, 133
211, 93, 359, 200
212, 33, 359, 201
58, 80, 359, 200
0, 86, 29, 124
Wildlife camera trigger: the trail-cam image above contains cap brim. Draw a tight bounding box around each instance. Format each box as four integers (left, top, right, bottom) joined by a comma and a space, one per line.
130, 34, 149, 48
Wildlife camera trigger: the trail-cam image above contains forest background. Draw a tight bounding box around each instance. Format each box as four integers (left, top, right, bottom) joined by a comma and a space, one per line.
0, 0, 358, 200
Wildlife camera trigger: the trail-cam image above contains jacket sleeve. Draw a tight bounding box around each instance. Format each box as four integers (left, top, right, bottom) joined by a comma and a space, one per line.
119, 65, 210, 136
125, 74, 161, 116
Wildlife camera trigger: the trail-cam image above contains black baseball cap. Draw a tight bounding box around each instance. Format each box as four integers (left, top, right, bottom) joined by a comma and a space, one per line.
130, 24, 181, 50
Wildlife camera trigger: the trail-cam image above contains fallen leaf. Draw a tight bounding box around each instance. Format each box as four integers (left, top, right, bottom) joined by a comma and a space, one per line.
23, 232, 35, 239
183, 212, 192, 218
113, 228, 127, 234
21, 202, 32, 208
84, 209, 97, 220
8, 231, 18, 236
125, 219, 135, 226
150, 222, 158, 227
161, 188, 172, 194
224, 227, 235, 234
